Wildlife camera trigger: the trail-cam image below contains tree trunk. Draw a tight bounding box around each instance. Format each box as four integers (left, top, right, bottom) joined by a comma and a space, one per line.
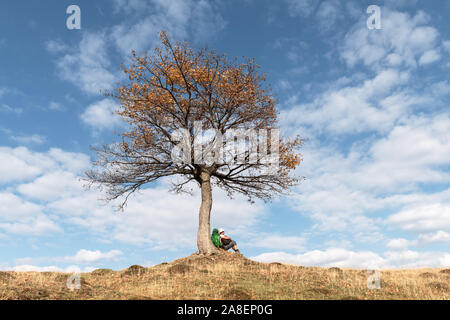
197, 171, 219, 254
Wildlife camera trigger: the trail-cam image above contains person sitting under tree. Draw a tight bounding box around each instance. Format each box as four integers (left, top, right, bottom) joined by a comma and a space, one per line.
212, 228, 240, 253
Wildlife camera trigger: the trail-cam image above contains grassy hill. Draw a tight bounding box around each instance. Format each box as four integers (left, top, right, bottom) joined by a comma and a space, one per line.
0, 251, 448, 300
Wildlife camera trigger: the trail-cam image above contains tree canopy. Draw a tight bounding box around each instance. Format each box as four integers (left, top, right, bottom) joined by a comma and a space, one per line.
85, 32, 303, 253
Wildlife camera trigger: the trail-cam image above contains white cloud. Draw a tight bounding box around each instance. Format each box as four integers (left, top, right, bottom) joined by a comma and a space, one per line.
49, 182, 266, 249
280, 69, 414, 135
251, 248, 386, 269
0, 145, 264, 249
387, 203, 450, 233
45, 40, 68, 54
111, 17, 161, 56
0, 147, 89, 184
386, 232, 450, 251
55, 32, 116, 95
47, 148, 90, 174
9, 265, 94, 273
190, 0, 226, 40
17, 171, 81, 201
0, 147, 93, 236
340, 9, 441, 69
0, 147, 43, 183
0, 88, 7, 97
384, 250, 450, 268
0, 193, 44, 219
0, 217, 61, 236
315, 0, 342, 31
355, 114, 450, 191
111, 0, 226, 55
418, 49, 441, 65
285, 0, 318, 17
113, 0, 152, 15
0, 104, 23, 115
417, 231, 450, 245
0, 193, 60, 235
62, 249, 122, 264
80, 99, 123, 131
246, 234, 306, 252
431, 81, 450, 96
11, 134, 46, 145
251, 247, 450, 269
386, 238, 410, 251
49, 101, 64, 111
443, 40, 450, 53
285, 110, 450, 242
48, 1, 225, 95
383, 0, 419, 8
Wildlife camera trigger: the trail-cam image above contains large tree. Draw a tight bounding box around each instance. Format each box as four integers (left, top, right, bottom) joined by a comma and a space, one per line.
85, 32, 303, 254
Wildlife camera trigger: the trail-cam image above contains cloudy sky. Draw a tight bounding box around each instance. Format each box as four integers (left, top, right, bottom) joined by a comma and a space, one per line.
0, 0, 449, 272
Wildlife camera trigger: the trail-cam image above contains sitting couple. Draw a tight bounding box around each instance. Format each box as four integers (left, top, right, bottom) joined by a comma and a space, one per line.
211, 228, 240, 253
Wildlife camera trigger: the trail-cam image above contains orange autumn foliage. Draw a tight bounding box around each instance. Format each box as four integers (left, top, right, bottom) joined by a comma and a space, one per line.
87, 31, 303, 207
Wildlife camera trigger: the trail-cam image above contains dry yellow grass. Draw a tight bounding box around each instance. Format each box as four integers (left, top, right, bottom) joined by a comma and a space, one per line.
0, 251, 448, 300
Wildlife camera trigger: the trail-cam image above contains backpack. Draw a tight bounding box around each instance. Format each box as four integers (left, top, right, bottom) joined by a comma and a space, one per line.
211, 228, 221, 248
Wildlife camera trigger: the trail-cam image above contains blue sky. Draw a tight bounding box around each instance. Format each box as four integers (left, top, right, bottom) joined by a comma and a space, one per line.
0, 0, 449, 272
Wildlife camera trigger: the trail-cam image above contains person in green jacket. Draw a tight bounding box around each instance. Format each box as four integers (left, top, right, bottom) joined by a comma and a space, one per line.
211, 228, 241, 253
218, 228, 240, 253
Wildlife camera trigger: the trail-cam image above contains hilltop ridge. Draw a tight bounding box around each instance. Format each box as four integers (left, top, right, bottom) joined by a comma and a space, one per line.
0, 251, 448, 299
